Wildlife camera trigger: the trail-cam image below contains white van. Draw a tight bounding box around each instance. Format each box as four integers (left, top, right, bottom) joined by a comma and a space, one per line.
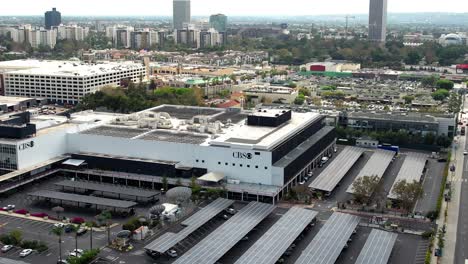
162, 203, 179, 219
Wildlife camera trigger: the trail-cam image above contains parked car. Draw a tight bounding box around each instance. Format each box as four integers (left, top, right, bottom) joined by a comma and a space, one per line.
2, 205, 15, 211
54, 223, 65, 228
71, 249, 83, 255
167, 249, 178, 258
225, 208, 236, 215
19, 249, 33, 257
1, 245, 13, 252
68, 249, 83, 258
77, 227, 87, 236
64, 225, 73, 233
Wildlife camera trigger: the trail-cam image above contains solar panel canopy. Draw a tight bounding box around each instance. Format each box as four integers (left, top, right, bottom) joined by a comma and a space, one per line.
235, 207, 318, 264
295, 212, 360, 264
388, 152, 427, 199
173, 202, 276, 264
144, 198, 234, 253
347, 149, 395, 194
309, 146, 364, 192
354, 229, 398, 264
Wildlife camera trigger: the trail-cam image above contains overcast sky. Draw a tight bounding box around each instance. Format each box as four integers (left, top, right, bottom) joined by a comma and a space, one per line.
2, 0, 467, 16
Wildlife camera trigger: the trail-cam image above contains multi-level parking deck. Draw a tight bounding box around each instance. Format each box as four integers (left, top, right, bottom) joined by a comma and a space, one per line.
173, 202, 276, 264
235, 207, 318, 264
347, 149, 395, 194
309, 146, 364, 194
295, 212, 360, 264
388, 152, 428, 200
144, 198, 234, 254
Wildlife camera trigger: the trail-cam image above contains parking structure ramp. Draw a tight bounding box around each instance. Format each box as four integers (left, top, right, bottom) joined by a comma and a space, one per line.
173, 201, 276, 264
295, 212, 360, 264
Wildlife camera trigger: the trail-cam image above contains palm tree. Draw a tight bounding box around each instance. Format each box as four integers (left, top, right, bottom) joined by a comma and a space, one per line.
52, 206, 64, 221
97, 211, 112, 245
69, 224, 80, 254
85, 221, 94, 250
51, 226, 64, 262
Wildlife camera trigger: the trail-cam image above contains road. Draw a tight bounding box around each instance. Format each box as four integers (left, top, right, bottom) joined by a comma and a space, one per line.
452, 95, 468, 264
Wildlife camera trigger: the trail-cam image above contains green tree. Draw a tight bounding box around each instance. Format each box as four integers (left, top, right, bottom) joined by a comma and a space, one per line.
448, 93, 462, 113
432, 89, 450, 101
421, 75, 439, 87
436, 79, 455, 90
404, 50, 422, 65
97, 211, 112, 245
298, 88, 311, 96
351, 175, 381, 204
69, 224, 80, 255
84, 221, 94, 250
51, 227, 64, 262
294, 94, 305, 105
403, 95, 415, 104
391, 180, 424, 212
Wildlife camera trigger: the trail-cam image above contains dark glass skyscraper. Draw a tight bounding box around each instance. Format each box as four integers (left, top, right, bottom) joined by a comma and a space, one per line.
45, 8, 61, 30
209, 14, 228, 32
368, 0, 387, 42
173, 0, 191, 30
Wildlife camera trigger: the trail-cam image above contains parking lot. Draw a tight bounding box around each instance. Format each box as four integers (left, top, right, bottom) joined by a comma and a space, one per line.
302, 145, 446, 216
0, 174, 192, 264
0, 145, 445, 264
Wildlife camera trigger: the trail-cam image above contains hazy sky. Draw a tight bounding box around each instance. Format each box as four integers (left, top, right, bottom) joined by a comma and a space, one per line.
2, 0, 467, 16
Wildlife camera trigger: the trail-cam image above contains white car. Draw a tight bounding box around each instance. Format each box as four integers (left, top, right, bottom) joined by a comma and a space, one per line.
2, 205, 15, 211
1, 245, 13, 252
54, 223, 65, 228
69, 249, 84, 257
464, 150, 468, 156
19, 249, 33, 257
167, 249, 178, 258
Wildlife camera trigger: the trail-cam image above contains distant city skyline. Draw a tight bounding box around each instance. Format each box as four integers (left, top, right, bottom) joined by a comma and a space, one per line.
0, 0, 467, 16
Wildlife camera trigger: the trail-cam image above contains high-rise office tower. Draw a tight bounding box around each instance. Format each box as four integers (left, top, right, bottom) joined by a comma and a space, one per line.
173, 0, 191, 30
368, 0, 387, 42
45, 8, 61, 30
209, 14, 228, 32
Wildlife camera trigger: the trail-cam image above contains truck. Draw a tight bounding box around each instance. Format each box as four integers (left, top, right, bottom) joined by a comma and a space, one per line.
378, 144, 400, 153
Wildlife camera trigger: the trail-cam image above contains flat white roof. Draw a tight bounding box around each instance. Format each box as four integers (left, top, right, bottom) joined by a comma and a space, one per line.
0, 60, 144, 77
210, 111, 321, 150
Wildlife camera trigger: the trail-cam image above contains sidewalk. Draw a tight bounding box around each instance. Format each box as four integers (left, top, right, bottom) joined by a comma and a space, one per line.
432, 135, 465, 264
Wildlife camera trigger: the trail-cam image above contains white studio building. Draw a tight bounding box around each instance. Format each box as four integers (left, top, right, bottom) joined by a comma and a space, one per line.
0, 105, 336, 203
0, 60, 146, 104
